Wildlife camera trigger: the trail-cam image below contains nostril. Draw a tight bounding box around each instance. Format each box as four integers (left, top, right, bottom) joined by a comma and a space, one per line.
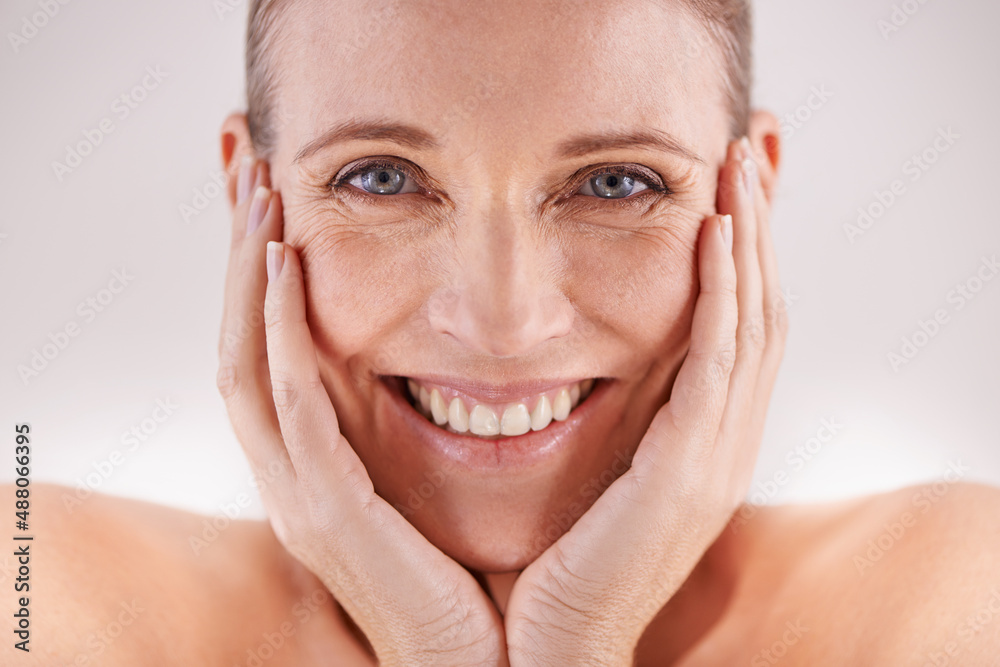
429, 288, 574, 359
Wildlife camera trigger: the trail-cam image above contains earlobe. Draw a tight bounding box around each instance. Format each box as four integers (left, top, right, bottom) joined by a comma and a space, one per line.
220, 112, 254, 208
747, 110, 782, 205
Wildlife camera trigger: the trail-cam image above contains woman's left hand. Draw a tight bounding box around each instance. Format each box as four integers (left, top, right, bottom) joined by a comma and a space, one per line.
503, 136, 787, 666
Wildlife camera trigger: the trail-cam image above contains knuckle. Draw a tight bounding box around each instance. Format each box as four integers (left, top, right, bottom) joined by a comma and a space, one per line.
220, 308, 267, 358
763, 309, 790, 350
738, 317, 767, 352
774, 309, 790, 339
270, 373, 324, 413
216, 362, 242, 401
684, 346, 735, 397
269, 374, 303, 412
263, 288, 295, 327
717, 282, 739, 301
263, 297, 282, 325
712, 344, 737, 377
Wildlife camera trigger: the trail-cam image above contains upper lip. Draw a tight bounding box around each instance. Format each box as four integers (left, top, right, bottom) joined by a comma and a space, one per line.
398, 374, 597, 404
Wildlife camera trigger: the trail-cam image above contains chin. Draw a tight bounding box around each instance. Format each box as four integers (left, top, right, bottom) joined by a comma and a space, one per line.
422, 503, 568, 573
347, 372, 650, 573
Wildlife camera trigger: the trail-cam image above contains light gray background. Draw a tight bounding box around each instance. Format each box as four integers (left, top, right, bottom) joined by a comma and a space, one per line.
2, 0, 997, 519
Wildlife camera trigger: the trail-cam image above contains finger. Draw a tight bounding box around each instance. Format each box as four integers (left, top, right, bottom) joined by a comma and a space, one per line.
261, 243, 506, 656
220, 182, 278, 366
635, 214, 738, 474
219, 160, 272, 357
719, 139, 765, 369
217, 173, 294, 483
751, 146, 789, 371
714, 138, 766, 456
263, 242, 374, 498
742, 142, 788, 475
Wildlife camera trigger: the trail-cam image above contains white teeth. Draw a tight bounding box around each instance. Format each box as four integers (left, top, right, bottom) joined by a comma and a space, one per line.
408, 379, 596, 436
469, 405, 500, 436
430, 389, 449, 425
500, 403, 531, 436
552, 388, 571, 421
530, 395, 553, 431
448, 397, 469, 432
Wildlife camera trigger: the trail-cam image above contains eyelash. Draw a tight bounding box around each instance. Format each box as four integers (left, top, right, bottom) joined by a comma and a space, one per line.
328, 158, 672, 208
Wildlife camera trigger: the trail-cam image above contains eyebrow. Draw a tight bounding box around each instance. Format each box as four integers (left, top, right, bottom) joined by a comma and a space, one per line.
555, 128, 706, 165
293, 118, 441, 163
293, 118, 705, 166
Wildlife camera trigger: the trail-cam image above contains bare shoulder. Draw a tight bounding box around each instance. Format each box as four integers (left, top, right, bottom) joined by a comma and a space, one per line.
0, 482, 372, 666
722, 479, 1000, 665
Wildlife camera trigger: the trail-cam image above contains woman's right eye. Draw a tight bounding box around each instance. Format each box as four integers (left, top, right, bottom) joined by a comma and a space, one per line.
345, 164, 420, 196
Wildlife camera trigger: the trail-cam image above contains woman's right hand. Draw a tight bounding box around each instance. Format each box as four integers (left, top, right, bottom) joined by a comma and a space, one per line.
216, 157, 508, 667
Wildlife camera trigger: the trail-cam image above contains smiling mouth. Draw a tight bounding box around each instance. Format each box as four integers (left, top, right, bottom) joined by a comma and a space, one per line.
397, 376, 598, 439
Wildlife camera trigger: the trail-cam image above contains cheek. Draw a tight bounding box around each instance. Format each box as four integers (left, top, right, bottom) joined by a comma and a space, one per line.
288, 213, 438, 369
563, 220, 699, 363
285, 194, 701, 378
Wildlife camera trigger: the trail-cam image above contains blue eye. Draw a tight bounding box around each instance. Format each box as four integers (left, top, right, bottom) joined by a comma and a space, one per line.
577, 170, 652, 199
332, 159, 667, 205
342, 161, 420, 195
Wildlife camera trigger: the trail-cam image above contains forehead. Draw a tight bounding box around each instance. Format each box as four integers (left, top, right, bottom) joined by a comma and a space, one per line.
272, 0, 727, 163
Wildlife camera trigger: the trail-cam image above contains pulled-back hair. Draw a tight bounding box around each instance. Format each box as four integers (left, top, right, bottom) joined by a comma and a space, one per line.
245, 0, 752, 157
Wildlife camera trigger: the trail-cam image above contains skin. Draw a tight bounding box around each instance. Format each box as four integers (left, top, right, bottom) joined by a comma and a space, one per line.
5, 0, 999, 665
247, 0, 744, 576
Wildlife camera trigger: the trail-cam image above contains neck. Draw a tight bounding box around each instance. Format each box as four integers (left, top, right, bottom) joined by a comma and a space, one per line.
479, 570, 520, 615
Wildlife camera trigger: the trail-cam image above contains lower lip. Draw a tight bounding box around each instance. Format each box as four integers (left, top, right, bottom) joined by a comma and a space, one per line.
378, 375, 611, 471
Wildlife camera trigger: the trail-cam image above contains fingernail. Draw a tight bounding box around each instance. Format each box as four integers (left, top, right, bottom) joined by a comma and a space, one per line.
739, 138, 756, 204
237, 155, 255, 204
739, 136, 753, 159
246, 185, 270, 237
720, 215, 733, 253
266, 241, 285, 282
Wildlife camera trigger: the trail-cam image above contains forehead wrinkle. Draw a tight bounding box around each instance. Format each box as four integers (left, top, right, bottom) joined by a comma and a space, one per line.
270, 0, 728, 174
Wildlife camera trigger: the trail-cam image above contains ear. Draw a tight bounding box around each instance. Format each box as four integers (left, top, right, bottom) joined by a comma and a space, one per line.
220, 112, 255, 209
747, 109, 782, 206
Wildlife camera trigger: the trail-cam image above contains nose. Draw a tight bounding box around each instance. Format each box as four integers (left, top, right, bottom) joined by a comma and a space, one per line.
428, 200, 574, 358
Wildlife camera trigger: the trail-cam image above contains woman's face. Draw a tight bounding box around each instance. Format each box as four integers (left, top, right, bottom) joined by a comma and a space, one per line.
259, 0, 732, 572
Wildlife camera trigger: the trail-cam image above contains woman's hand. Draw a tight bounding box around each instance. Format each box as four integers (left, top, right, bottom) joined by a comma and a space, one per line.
503, 136, 787, 666
216, 158, 508, 667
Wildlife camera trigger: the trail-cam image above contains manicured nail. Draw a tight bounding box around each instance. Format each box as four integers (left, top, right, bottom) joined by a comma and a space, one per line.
739, 136, 753, 159
720, 215, 733, 253
739, 137, 756, 204
237, 155, 255, 204
266, 241, 285, 282
246, 185, 270, 237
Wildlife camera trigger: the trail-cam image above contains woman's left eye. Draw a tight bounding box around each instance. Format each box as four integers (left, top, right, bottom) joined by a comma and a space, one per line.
344, 163, 420, 195
576, 169, 653, 199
